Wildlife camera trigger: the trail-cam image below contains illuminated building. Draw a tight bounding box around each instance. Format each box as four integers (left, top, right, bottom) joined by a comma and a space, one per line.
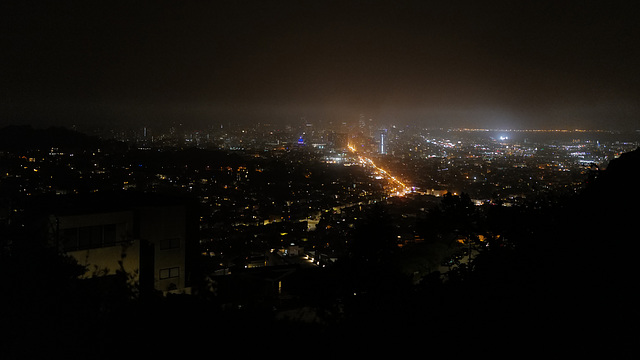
378, 129, 388, 155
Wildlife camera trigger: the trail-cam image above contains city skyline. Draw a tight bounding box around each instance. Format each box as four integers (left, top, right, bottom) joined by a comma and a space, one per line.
4, 3, 640, 346
4, 1, 640, 131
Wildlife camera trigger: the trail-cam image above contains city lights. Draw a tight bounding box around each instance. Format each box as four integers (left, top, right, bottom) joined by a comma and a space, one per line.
4, 0, 640, 351
348, 143, 412, 197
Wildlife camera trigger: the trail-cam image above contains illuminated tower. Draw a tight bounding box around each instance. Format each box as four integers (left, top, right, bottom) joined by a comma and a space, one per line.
378, 129, 388, 155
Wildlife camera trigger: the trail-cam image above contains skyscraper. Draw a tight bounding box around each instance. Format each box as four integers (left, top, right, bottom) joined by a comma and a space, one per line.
378, 128, 388, 155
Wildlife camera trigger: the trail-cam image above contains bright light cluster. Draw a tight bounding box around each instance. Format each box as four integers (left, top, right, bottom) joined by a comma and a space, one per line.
348, 144, 412, 197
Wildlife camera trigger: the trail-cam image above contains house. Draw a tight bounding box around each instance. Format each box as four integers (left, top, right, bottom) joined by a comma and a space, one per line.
47, 192, 195, 295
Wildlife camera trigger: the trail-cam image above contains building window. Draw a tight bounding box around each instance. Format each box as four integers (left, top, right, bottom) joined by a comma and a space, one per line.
103, 224, 117, 245
61, 227, 79, 250
78, 225, 102, 249
59, 223, 120, 251
159, 267, 180, 280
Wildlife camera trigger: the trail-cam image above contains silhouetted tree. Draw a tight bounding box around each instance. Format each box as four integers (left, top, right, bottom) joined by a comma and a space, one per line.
348, 203, 397, 267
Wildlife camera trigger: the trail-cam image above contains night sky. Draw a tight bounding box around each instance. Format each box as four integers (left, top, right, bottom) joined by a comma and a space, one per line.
4, 0, 640, 130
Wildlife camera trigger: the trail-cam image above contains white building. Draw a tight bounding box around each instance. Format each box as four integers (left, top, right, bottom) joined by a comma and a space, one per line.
48, 193, 193, 295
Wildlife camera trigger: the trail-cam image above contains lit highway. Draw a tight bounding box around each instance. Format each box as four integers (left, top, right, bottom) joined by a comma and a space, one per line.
348, 144, 412, 197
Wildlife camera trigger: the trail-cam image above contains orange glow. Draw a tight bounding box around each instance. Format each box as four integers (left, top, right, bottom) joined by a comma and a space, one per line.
347, 143, 411, 197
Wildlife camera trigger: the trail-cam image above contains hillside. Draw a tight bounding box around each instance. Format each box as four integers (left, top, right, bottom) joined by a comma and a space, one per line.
0, 125, 103, 151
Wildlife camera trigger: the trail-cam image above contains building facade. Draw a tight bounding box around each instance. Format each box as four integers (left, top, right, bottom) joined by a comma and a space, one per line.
48, 194, 192, 295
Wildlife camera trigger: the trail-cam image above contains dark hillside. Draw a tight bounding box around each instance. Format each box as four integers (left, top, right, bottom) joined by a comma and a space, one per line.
465, 147, 640, 346
0, 125, 107, 151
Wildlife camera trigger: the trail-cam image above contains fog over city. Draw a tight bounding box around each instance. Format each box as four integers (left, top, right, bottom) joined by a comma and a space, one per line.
5, 1, 640, 130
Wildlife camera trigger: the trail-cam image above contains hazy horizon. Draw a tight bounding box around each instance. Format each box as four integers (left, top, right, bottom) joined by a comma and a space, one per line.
4, 1, 640, 131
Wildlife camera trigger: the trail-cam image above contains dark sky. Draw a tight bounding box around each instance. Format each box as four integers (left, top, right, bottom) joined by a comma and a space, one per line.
4, 0, 640, 130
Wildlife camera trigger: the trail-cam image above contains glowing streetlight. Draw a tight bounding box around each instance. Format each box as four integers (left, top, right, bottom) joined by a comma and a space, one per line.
347, 143, 411, 197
